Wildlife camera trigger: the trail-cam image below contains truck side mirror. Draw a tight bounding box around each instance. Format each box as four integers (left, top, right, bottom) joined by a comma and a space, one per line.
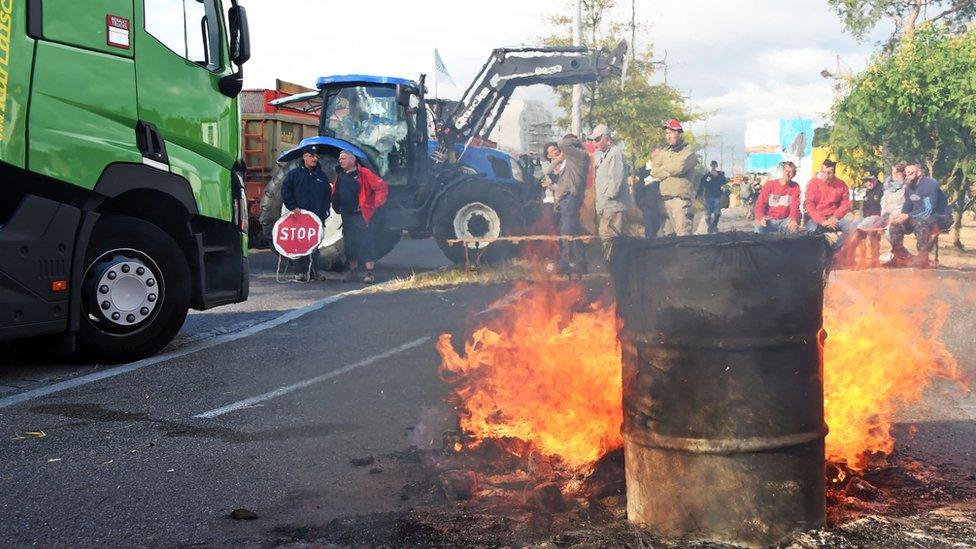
219, 4, 250, 98
228, 5, 251, 66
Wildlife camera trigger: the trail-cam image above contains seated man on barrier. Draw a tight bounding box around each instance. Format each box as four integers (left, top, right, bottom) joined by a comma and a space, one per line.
847, 175, 885, 266
886, 164, 950, 268
754, 161, 801, 234
804, 159, 854, 251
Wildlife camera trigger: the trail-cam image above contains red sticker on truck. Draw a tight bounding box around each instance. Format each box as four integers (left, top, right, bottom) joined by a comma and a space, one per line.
107, 15, 131, 49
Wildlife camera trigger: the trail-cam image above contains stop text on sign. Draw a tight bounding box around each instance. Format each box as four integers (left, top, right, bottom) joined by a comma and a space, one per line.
277, 226, 319, 241
272, 210, 324, 259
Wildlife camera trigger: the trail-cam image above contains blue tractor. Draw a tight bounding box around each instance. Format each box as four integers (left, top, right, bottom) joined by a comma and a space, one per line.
270, 43, 626, 265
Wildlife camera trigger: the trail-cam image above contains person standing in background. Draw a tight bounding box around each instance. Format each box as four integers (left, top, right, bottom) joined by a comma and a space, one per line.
697, 160, 728, 234
590, 125, 630, 258
650, 119, 699, 236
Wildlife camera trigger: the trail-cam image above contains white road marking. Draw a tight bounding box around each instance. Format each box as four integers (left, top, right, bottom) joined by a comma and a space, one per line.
192, 337, 431, 419
0, 288, 376, 411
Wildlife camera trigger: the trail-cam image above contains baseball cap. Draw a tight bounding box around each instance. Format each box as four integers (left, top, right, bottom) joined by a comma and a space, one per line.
587, 124, 609, 140
662, 119, 683, 131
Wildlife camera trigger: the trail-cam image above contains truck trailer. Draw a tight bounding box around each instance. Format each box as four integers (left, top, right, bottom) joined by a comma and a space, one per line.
0, 0, 252, 361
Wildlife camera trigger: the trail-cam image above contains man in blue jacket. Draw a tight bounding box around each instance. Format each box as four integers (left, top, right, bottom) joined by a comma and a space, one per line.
887, 164, 948, 268
282, 148, 332, 281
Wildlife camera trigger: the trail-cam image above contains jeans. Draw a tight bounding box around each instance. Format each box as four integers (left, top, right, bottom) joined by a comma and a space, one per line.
889, 216, 938, 255
755, 218, 793, 234
639, 196, 661, 238
342, 213, 375, 263
805, 217, 855, 249
703, 196, 722, 233
556, 193, 583, 269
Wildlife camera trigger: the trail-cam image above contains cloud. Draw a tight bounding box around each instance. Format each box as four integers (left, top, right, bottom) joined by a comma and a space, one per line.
240, 0, 885, 171
756, 48, 838, 80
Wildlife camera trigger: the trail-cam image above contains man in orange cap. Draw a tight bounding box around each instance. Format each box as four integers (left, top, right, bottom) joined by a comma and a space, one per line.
650, 119, 699, 236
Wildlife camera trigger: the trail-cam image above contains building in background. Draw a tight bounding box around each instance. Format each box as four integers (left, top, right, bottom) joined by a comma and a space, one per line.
489, 99, 557, 156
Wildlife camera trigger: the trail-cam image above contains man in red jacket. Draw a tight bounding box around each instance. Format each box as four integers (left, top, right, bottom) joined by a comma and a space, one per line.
754, 162, 801, 233
804, 159, 853, 247
333, 150, 389, 284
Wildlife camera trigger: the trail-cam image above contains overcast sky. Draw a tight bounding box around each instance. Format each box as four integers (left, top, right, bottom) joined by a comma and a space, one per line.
242, 0, 888, 172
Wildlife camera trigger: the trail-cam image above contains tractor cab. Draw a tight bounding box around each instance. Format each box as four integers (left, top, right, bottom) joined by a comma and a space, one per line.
274, 75, 429, 193
319, 76, 428, 188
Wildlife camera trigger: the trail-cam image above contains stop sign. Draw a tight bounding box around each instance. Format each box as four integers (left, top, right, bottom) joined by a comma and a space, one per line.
273, 210, 324, 259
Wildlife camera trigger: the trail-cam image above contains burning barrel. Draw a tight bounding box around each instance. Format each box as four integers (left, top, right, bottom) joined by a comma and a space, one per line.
610, 233, 832, 547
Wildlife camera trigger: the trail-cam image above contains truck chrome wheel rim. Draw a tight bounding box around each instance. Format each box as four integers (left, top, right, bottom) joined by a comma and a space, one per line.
84, 249, 163, 334
454, 202, 501, 249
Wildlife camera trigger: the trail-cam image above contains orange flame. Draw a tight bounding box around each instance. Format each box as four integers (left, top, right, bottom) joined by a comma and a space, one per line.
823, 272, 966, 470
438, 272, 968, 472
437, 282, 622, 470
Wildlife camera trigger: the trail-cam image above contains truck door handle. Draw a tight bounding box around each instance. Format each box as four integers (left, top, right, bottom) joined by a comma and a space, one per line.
136, 121, 170, 165
28, 0, 43, 39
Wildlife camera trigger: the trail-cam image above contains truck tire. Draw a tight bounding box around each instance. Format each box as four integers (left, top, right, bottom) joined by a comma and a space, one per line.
432, 181, 524, 265
78, 216, 191, 362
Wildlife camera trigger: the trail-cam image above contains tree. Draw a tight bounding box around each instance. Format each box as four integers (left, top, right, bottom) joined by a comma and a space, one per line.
829, 24, 976, 248
541, 0, 699, 165
829, 0, 976, 46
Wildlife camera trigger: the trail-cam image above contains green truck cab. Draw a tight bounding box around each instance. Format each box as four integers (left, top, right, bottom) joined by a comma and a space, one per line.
0, 0, 251, 361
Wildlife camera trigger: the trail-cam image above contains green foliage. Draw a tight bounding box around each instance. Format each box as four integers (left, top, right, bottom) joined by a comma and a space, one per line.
814, 126, 833, 147
830, 24, 976, 245
829, 0, 900, 40
829, 0, 976, 46
540, 0, 699, 165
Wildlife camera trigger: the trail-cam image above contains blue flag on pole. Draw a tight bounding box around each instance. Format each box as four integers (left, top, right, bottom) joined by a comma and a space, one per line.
434, 49, 456, 87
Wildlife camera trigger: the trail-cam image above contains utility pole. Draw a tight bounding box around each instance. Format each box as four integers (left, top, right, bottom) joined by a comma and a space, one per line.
571, 0, 583, 136
630, 0, 637, 63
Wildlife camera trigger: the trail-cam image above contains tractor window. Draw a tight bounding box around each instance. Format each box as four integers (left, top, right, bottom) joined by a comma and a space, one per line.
324, 86, 410, 184
145, 0, 222, 71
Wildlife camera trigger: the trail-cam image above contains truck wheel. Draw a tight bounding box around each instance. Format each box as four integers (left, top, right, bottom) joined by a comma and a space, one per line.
433, 182, 524, 265
78, 217, 190, 362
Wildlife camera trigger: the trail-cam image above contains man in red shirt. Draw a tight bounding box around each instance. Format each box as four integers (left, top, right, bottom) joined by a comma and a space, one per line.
754, 162, 801, 233
333, 150, 389, 284
804, 159, 853, 247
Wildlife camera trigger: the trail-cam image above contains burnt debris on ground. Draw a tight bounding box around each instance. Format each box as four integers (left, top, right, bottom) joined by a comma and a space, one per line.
267, 437, 975, 548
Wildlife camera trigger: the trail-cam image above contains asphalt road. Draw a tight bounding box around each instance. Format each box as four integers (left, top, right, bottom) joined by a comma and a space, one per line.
1, 228, 974, 548
0, 237, 451, 400
0, 236, 505, 547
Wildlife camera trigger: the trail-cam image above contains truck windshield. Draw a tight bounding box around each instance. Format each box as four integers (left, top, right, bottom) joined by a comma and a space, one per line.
324, 85, 408, 182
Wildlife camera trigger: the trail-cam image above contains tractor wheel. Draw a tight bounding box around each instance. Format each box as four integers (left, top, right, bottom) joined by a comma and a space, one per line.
432, 181, 524, 265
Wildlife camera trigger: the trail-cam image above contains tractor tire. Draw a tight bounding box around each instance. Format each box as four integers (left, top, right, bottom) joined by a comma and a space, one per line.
432, 181, 524, 265
371, 209, 402, 260
77, 216, 191, 363
319, 235, 348, 272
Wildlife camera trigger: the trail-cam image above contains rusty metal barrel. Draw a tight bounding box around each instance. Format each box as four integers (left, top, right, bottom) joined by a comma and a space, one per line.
610, 233, 832, 547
